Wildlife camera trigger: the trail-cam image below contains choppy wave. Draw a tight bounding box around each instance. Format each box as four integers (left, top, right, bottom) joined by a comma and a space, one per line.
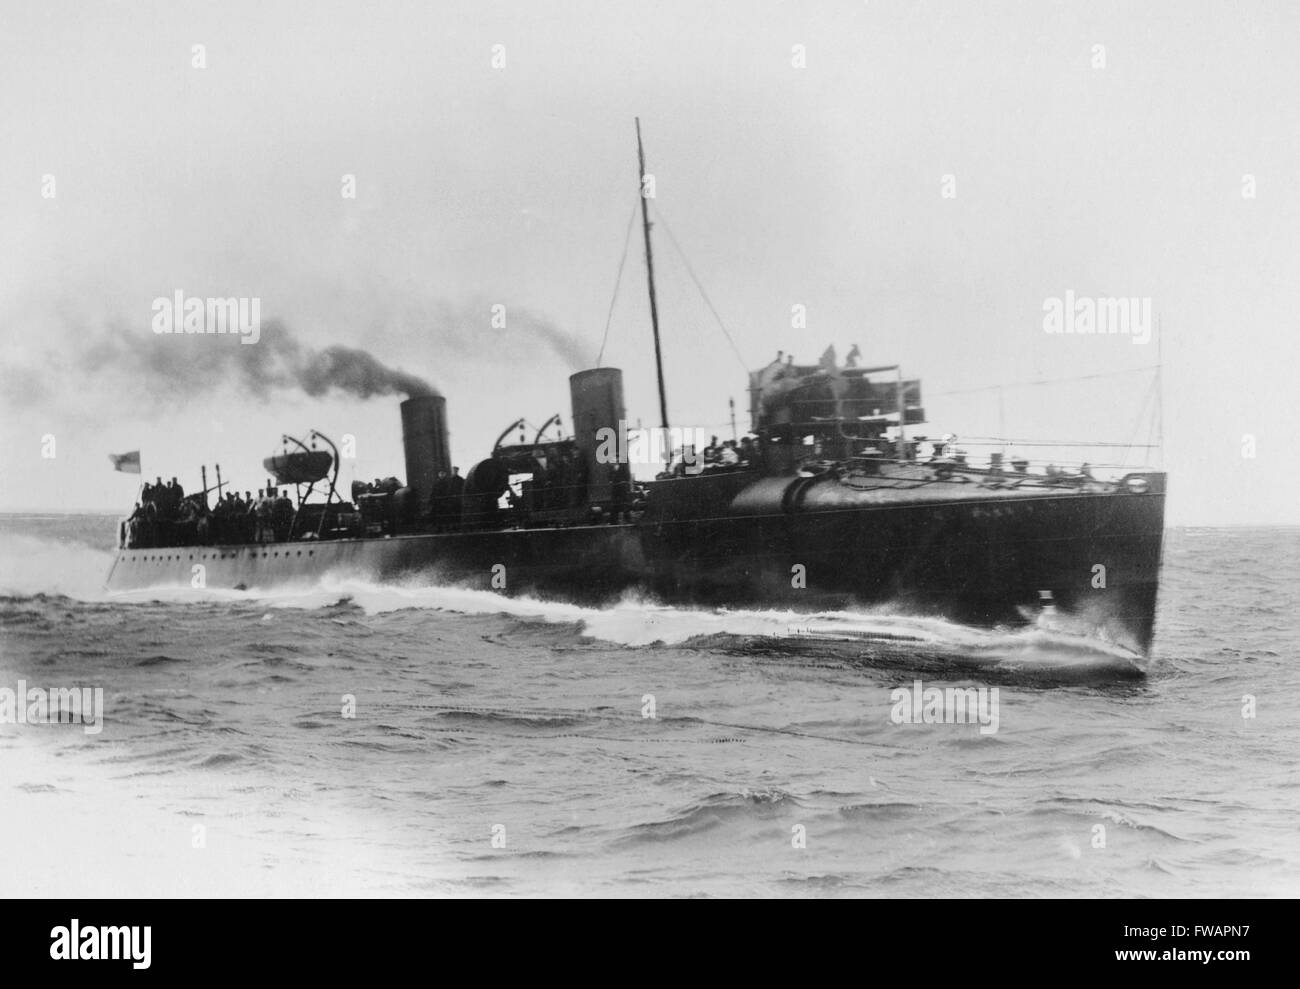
0, 527, 1148, 681
6, 518, 1300, 897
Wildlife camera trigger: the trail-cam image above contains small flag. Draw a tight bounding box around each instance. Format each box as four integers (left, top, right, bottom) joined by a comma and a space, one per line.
109, 450, 141, 474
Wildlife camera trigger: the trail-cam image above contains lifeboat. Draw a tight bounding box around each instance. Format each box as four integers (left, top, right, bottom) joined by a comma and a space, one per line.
263, 450, 333, 484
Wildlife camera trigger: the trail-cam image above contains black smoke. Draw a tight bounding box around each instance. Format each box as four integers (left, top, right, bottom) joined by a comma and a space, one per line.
515, 312, 589, 370
293, 341, 435, 398
76, 318, 437, 402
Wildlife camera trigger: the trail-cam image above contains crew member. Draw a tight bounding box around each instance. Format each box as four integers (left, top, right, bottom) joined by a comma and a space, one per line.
429, 469, 451, 530
447, 467, 465, 527
272, 488, 295, 542
256, 489, 275, 542
739, 436, 757, 465
703, 435, 721, 465
610, 466, 630, 523
246, 491, 261, 542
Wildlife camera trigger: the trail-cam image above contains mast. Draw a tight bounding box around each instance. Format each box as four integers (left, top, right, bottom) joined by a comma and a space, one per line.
896, 366, 907, 455
1156, 313, 1164, 468
636, 117, 670, 434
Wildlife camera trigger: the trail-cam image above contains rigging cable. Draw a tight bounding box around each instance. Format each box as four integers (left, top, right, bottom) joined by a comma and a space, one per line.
1117, 369, 1160, 468
596, 194, 642, 368
652, 203, 751, 374
936, 437, 1158, 448
927, 364, 1161, 399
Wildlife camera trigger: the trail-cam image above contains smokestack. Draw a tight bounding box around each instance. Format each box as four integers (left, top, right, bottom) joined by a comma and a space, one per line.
401, 395, 451, 508
570, 368, 628, 505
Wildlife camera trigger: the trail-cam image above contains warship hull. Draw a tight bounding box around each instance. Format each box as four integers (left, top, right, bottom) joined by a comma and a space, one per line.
106, 470, 1165, 654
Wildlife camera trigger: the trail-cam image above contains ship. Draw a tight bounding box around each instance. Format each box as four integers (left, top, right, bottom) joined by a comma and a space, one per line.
105, 122, 1166, 656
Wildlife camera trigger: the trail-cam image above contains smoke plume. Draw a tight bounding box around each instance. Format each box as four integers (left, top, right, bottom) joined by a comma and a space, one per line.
0, 289, 595, 418
75, 318, 437, 403
292, 341, 435, 398
511, 311, 590, 370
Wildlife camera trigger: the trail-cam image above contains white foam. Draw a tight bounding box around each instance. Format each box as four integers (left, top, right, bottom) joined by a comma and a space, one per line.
0, 533, 116, 599
2, 530, 1143, 668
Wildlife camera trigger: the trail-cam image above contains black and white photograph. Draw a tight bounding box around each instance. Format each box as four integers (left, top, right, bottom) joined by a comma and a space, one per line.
0, 0, 1295, 924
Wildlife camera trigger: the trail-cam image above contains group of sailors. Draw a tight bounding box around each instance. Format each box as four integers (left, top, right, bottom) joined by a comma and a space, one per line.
657, 435, 759, 479
352, 476, 403, 498
702, 435, 758, 467
122, 476, 200, 547
138, 477, 186, 518
121, 477, 297, 548
210, 488, 296, 544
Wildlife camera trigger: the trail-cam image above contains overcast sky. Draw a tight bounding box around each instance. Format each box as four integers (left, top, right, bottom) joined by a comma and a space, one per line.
2, 0, 1297, 524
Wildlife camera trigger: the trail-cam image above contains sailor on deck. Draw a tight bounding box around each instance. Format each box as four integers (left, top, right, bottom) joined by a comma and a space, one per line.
272, 489, 295, 541
429, 470, 451, 529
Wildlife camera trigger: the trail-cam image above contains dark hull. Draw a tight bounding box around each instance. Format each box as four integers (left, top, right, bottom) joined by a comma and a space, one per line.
105, 472, 1166, 654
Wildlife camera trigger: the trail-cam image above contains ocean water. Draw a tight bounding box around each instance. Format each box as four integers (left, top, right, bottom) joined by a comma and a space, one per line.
1, 513, 1297, 898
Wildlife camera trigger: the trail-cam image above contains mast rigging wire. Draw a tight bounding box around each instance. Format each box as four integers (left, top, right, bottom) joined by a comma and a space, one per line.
596, 194, 641, 368
652, 203, 750, 374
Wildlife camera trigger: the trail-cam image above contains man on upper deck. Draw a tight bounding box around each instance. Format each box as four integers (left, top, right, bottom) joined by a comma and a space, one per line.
272, 489, 295, 542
